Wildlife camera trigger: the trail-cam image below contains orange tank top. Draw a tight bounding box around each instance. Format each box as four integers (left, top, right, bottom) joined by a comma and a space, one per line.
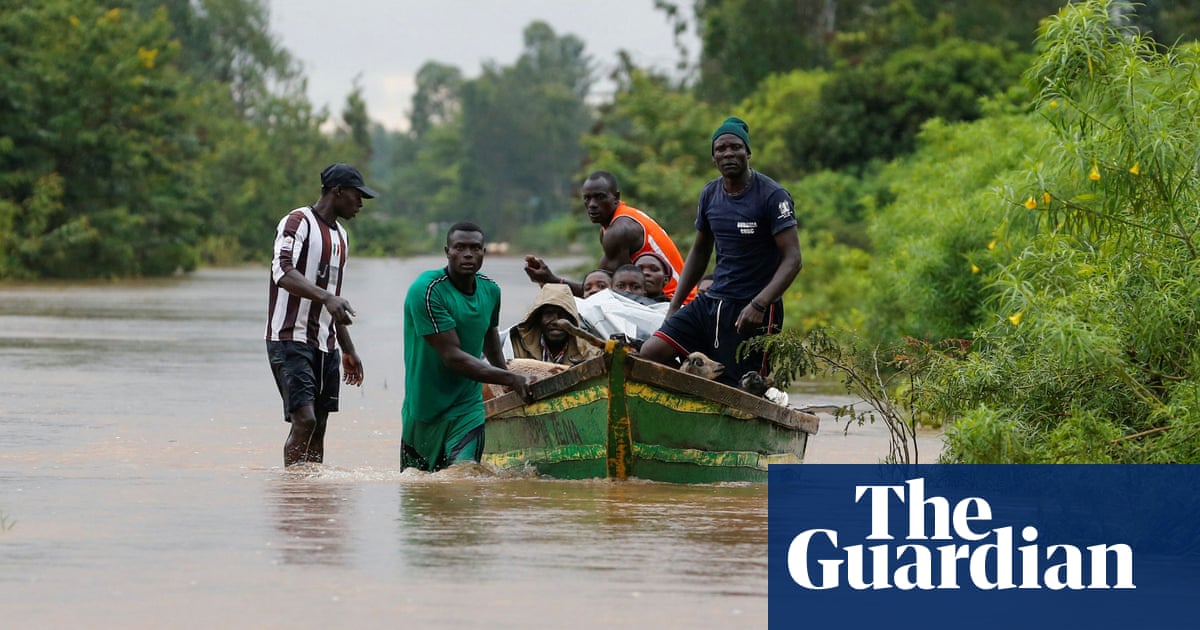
606, 202, 695, 303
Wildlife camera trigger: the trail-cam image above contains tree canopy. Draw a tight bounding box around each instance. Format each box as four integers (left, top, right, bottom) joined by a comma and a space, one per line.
0, 0, 367, 277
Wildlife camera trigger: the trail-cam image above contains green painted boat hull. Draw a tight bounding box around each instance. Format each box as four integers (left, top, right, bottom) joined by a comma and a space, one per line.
483, 345, 818, 483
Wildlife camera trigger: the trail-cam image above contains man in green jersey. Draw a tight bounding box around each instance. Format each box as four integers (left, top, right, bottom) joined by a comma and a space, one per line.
401, 221, 532, 472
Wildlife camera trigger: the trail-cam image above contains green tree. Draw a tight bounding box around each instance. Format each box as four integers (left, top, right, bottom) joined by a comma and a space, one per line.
734, 69, 829, 177
357, 118, 460, 257
0, 0, 343, 276
583, 69, 716, 242
338, 80, 372, 160
693, 0, 875, 100
366, 60, 471, 255
920, 0, 1200, 463
690, 0, 1065, 103
455, 22, 594, 244
807, 36, 1028, 173
896, 0, 1066, 50
408, 62, 463, 141
129, 0, 301, 116
861, 112, 1050, 344
1, 3, 206, 277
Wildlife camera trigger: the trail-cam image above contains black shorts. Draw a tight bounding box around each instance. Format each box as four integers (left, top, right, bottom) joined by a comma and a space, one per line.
266, 340, 340, 422
652, 292, 782, 387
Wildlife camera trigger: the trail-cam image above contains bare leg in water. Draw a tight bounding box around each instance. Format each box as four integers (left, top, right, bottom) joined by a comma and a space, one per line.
284, 405, 328, 466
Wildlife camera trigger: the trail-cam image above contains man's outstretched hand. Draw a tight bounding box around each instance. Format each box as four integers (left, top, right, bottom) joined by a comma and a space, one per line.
523, 255, 556, 285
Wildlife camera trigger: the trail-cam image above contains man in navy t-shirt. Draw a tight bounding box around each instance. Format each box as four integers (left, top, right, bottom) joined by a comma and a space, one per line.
639, 117, 802, 387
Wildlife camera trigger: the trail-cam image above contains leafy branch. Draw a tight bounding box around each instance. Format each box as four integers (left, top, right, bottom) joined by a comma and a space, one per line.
746, 329, 962, 464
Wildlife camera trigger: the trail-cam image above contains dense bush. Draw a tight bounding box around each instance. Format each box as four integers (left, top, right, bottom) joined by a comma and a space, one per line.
921, 1, 1200, 462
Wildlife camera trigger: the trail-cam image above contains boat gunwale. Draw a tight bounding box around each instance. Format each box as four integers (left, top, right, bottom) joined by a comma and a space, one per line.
485, 351, 819, 435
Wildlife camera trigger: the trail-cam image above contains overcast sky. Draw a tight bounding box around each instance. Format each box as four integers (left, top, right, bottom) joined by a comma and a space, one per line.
266, 0, 699, 130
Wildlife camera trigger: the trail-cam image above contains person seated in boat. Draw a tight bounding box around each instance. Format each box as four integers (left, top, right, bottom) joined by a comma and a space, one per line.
634, 252, 672, 303
508, 283, 602, 365
574, 272, 670, 346
523, 171, 694, 304
611, 264, 660, 307
581, 268, 613, 298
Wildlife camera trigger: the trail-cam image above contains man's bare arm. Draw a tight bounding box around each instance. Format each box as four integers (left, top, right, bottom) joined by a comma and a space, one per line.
482, 327, 507, 369
754, 227, 802, 306
424, 328, 531, 400
667, 231, 714, 315
523, 255, 584, 297
277, 269, 355, 325
597, 216, 645, 271
336, 323, 364, 386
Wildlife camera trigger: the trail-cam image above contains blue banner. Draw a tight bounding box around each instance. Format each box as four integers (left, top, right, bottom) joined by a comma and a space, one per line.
768, 465, 1200, 629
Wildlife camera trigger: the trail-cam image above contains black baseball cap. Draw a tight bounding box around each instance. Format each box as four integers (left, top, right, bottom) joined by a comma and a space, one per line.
320, 163, 378, 199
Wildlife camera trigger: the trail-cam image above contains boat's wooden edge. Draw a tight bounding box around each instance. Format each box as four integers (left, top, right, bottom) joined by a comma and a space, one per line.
485, 355, 608, 416
627, 355, 820, 435
484, 350, 820, 436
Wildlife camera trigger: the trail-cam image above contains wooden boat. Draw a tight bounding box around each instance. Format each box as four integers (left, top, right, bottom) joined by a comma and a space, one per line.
483, 342, 819, 483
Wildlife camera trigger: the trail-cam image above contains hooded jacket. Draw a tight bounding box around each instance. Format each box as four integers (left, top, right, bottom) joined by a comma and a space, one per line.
508, 284, 602, 364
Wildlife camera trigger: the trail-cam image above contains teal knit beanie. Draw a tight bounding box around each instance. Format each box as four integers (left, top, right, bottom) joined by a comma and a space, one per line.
711, 116, 750, 153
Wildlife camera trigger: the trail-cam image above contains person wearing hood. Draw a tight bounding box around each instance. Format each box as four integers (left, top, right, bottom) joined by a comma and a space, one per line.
508, 284, 602, 365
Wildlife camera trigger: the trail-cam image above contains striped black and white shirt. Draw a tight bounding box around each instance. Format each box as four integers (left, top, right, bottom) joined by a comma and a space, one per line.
265, 205, 348, 353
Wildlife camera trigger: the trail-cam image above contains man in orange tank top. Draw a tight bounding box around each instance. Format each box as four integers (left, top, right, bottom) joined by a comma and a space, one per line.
523, 171, 694, 303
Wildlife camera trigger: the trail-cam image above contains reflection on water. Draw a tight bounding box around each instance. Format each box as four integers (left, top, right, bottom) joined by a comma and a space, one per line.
397, 474, 502, 570
0, 258, 780, 628
268, 472, 354, 567
392, 472, 768, 593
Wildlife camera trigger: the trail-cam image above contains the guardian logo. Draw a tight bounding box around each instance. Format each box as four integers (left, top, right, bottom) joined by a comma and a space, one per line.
787, 478, 1135, 591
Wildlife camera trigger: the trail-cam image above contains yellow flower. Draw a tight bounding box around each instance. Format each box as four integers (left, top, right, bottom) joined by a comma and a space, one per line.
138, 47, 158, 69
1024, 196, 1037, 209
1089, 165, 1101, 181
103, 7, 120, 22
1129, 162, 1141, 175
1043, 192, 1052, 205
1049, 100, 1059, 108
69, 15, 80, 27
1008, 312, 1024, 326
971, 264, 980, 274
987, 240, 996, 251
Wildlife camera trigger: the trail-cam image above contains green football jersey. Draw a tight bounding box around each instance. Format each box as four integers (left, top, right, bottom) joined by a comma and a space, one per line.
402, 267, 501, 424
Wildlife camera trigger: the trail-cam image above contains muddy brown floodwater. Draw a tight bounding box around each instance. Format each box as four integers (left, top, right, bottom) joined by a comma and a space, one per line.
0, 256, 941, 628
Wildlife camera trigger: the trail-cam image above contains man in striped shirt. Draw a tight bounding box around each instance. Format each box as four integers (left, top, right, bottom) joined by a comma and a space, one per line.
266, 163, 376, 467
